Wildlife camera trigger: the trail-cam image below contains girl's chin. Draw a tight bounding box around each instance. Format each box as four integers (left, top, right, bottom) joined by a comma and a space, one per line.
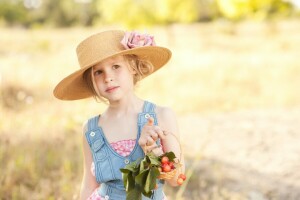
105, 95, 123, 102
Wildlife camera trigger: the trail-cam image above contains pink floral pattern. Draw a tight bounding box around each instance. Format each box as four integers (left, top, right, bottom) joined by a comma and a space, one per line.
87, 189, 105, 200
111, 139, 136, 157
91, 139, 136, 176
121, 31, 156, 49
88, 188, 168, 200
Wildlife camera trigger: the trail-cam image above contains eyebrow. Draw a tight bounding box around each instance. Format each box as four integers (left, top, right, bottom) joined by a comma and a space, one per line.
93, 60, 122, 71
92, 66, 101, 71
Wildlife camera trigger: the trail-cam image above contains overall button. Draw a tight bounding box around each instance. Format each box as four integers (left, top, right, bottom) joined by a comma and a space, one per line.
104, 195, 109, 200
145, 113, 151, 119
90, 131, 95, 137
124, 159, 130, 164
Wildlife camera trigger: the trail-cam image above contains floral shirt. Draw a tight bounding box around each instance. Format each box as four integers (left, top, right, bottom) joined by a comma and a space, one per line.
91, 139, 136, 176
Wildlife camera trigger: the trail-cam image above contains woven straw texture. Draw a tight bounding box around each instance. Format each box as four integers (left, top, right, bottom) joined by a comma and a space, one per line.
53, 30, 172, 100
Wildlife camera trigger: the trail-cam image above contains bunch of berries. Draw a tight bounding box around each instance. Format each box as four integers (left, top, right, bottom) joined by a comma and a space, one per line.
177, 173, 186, 185
158, 156, 186, 185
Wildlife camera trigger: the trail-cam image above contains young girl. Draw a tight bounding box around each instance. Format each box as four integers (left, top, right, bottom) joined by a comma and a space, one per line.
53, 30, 185, 200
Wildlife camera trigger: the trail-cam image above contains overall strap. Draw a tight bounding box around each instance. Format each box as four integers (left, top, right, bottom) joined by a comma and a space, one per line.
87, 115, 99, 132
138, 101, 158, 126
142, 100, 156, 113
85, 115, 102, 147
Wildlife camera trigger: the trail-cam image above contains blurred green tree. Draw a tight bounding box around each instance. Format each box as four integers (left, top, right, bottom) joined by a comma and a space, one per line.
40, 0, 99, 27
217, 0, 293, 20
0, 0, 28, 26
95, 0, 200, 27
0, 0, 297, 28
0, 0, 99, 27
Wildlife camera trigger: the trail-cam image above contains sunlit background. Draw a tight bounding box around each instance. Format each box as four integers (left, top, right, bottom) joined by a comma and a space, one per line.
1, 0, 300, 199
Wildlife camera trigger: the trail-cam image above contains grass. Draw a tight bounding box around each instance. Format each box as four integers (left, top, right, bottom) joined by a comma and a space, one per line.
0, 20, 300, 199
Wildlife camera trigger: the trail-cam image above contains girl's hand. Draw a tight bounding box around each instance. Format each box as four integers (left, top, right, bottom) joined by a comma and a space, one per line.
138, 117, 167, 154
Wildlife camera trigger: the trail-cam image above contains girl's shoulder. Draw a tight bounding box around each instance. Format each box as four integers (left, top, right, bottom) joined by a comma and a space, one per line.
155, 105, 180, 141
155, 105, 176, 118
82, 119, 89, 136
155, 105, 178, 129
81, 114, 99, 134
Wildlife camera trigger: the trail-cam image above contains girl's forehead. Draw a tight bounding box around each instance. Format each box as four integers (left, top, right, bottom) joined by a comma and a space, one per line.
94, 55, 126, 68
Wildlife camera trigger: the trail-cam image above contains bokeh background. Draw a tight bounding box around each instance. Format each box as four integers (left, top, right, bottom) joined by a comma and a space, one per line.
1, 0, 300, 199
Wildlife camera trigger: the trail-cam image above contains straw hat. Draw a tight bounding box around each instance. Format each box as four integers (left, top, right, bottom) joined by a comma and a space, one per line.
53, 30, 172, 100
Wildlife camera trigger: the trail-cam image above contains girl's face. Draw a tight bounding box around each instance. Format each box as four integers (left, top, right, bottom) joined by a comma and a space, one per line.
92, 55, 136, 102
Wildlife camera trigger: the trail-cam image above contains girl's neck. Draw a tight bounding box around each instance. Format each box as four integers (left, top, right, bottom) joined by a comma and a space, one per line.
105, 94, 144, 118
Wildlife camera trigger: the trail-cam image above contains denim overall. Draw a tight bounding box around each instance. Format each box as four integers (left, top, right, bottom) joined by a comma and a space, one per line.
85, 101, 165, 200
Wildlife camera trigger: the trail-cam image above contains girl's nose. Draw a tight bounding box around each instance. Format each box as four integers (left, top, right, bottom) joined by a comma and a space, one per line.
104, 72, 113, 83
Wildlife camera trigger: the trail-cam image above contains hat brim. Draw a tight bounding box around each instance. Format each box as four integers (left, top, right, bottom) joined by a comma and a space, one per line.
53, 46, 171, 100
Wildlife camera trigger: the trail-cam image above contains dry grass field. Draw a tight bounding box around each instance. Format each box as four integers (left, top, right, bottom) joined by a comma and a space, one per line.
0, 20, 300, 199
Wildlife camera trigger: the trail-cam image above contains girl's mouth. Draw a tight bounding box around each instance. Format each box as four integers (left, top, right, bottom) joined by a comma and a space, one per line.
105, 86, 119, 93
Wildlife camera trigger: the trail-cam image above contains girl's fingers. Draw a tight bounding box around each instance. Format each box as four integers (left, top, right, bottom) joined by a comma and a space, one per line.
154, 126, 166, 140
146, 135, 155, 146
163, 130, 169, 136
143, 142, 158, 154
147, 117, 154, 126
147, 144, 162, 152
149, 130, 158, 141
138, 137, 147, 146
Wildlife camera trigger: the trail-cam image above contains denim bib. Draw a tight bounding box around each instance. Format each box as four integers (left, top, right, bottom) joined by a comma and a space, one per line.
85, 101, 165, 200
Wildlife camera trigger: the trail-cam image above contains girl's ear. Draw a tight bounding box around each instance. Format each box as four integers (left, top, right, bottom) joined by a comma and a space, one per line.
132, 69, 137, 75
127, 65, 136, 75
125, 55, 138, 75
128, 63, 137, 75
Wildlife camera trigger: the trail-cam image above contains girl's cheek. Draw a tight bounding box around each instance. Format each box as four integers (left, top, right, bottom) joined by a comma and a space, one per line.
94, 82, 101, 91
94, 76, 103, 83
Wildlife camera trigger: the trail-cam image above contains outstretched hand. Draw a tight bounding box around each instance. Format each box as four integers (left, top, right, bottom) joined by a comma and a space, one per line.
138, 117, 168, 154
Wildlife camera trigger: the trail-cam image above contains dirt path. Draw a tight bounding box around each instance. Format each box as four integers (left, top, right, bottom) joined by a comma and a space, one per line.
171, 108, 300, 200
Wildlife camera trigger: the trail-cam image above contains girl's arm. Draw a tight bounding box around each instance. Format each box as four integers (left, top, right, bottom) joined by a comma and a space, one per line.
157, 106, 186, 187
80, 122, 100, 200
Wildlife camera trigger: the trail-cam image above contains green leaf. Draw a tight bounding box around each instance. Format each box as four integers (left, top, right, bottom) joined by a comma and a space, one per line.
122, 172, 128, 190
127, 162, 137, 169
126, 187, 142, 200
140, 158, 149, 172
120, 155, 170, 200
135, 169, 149, 186
161, 152, 176, 162
145, 166, 160, 193
123, 158, 142, 171
126, 171, 135, 192
142, 190, 153, 198
120, 168, 131, 173
148, 155, 161, 166
146, 152, 156, 157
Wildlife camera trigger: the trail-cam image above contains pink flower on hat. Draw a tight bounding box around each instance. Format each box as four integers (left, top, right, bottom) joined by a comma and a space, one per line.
121, 31, 156, 49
